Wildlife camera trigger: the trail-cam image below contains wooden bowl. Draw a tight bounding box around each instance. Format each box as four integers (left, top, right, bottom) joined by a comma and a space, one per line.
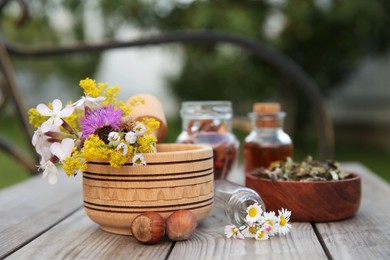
83, 143, 214, 235
246, 173, 361, 222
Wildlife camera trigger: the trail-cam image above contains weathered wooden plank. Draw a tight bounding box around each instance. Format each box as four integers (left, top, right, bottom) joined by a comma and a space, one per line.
0, 174, 82, 258
168, 208, 327, 260
315, 163, 390, 259
7, 209, 173, 260
0, 174, 82, 231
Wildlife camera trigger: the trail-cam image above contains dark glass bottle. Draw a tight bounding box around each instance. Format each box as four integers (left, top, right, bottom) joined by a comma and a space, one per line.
244, 103, 293, 175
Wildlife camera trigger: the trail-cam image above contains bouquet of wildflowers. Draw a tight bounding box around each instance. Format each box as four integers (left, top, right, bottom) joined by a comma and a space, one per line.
28, 78, 160, 184
224, 203, 292, 240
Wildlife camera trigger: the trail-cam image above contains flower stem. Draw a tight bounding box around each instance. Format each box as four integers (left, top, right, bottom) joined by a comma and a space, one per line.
62, 119, 77, 136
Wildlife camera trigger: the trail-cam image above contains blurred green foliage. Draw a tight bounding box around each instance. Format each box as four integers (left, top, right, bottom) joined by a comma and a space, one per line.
1, 0, 390, 187
43, 0, 389, 141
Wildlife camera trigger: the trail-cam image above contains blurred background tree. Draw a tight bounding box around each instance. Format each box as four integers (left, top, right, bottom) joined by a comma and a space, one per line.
1, 0, 390, 187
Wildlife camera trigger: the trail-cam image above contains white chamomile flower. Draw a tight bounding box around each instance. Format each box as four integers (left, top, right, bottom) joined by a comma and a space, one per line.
133, 123, 146, 136
108, 132, 121, 146
116, 142, 129, 156
263, 211, 279, 236
125, 131, 137, 144
224, 225, 245, 239
255, 228, 269, 241
242, 224, 259, 238
245, 202, 263, 224
132, 154, 146, 166
277, 208, 292, 236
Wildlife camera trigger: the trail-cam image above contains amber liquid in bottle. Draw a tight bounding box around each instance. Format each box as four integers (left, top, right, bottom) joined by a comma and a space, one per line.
244, 142, 293, 174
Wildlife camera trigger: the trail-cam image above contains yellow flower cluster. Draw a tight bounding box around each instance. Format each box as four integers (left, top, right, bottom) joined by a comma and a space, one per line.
28, 108, 47, 128
101, 85, 120, 106
30, 77, 161, 182
128, 96, 145, 108
79, 77, 132, 116
142, 118, 160, 135
62, 148, 86, 176
109, 145, 133, 168
81, 135, 110, 161
79, 78, 99, 97
137, 135, 157, 153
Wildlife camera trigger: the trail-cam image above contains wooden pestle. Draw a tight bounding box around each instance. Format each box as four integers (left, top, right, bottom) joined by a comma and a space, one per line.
127, 94, 167, 142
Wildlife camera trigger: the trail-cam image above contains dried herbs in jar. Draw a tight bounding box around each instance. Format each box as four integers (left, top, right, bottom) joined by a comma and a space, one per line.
177, 101, 239, 180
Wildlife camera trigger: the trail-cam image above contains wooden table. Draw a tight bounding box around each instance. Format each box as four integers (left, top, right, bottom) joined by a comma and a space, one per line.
1, 163, 389, 259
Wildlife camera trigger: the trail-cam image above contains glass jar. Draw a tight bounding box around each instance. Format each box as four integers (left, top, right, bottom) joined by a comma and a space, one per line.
244, 103, 293, 174
176, 101, 239, 180
214, 179, 266, 226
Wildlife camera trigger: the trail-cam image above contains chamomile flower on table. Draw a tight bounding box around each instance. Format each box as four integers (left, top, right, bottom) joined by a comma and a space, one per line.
242, 223, 259, 238
255, 228, 269, 241
263, 211, 279, 236
245, 202, 263, 223
224, 204, 292, 241
277, 208, 292, 236
224, 225, 245, 239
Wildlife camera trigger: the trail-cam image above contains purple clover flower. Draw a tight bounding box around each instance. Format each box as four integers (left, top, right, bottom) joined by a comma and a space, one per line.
80, 105, 122, 139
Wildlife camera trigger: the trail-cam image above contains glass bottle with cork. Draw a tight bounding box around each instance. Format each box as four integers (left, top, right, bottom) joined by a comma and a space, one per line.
244, 102, 293, 175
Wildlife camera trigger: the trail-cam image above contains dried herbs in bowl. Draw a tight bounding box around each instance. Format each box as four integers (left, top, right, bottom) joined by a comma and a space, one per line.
250, 156, 352, 181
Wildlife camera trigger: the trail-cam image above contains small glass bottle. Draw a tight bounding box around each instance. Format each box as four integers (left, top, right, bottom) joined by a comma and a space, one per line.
176, 101, 239, 180
244, 103, 293, 174
214, 179, 266, 226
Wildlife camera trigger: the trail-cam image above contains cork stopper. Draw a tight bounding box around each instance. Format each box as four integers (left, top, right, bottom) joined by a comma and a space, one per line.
252, 102, 281, 128
253, 103, 280, 114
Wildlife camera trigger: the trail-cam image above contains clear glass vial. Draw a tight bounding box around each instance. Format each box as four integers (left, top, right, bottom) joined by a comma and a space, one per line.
244, 103, 293, 174
176, 101, 239, 180
214, 179, 266, 226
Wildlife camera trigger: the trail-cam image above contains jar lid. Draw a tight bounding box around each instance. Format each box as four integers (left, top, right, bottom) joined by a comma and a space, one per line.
253, 102, 280, 114
181, 101, 232, 120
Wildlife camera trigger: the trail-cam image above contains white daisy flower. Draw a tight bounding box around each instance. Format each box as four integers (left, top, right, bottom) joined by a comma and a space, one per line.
224, 225, 245, 239
108, 132, 121, 146
125, 131, 137, 144
133, 123, 146, 136
242, 224, 259, 238
255, 228, 269, 241
263, 211, 279, 236
245, 202, 263, 223
116, 142, 129, 156
277, 208, 292, 236
132, 154, 146, 166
